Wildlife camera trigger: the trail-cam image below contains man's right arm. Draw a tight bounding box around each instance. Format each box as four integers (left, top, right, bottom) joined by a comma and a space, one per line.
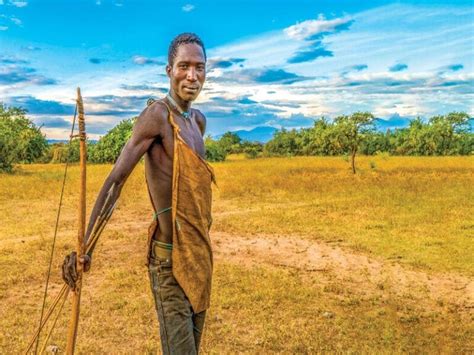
62, 102, 167, 286
84, 102, 167, 254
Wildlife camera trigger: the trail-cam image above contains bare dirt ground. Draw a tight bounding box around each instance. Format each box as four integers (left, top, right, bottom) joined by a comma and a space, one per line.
211, 231, 473, 318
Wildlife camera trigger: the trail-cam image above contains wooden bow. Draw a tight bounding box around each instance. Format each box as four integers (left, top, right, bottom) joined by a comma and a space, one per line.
65, 87, 87, 354
26, 87, 115, 354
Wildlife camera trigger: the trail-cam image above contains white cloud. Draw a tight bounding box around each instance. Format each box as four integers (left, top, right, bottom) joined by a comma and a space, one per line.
11, 1, 27, 7
284, 14, 353, 41
132, 55, 163, 65
0, 25, 8, 30
24, 45, 41, 51
10, 16, 21, 25
3, 3, 472, 139
372, 99, 429, 118
209, 31, 299, 69
182, 4, 195, 12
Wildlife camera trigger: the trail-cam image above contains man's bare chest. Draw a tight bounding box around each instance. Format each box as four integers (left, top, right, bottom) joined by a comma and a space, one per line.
165, 115, 206, 158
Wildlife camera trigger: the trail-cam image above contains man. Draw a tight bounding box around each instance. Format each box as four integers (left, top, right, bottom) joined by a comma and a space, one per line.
62, 33, 215, 354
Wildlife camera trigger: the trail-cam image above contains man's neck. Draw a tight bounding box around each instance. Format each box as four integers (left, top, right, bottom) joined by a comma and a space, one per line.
169, 91, 191, 112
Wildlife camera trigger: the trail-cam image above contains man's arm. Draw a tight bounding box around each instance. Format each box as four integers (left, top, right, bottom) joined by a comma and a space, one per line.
194, 109, 207, 136
84, 103, 166, 253
62, 103, 166, 286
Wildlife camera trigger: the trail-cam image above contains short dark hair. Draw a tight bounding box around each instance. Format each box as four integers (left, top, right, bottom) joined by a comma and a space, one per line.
168, 32, 206, 66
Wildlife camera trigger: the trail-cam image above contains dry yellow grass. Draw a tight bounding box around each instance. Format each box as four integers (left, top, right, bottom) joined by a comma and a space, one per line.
213, 155, 474, 275
0, 156, 473, 353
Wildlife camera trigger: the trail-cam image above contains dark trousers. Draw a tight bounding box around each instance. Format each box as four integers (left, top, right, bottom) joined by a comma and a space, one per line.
148, 248, 206, 354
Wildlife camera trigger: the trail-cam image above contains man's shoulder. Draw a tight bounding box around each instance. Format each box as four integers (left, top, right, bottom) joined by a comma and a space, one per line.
192, 108, 206, 135
193, 108, 206, 119
193, 108, 207, 125
139, 98, 169, 125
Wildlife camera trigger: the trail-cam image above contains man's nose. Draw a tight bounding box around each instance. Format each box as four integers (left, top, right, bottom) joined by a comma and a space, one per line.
187, 67, 197, 81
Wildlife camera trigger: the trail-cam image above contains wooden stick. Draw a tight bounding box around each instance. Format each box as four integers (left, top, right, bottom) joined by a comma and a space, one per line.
24, 285, 68, 354
65, 88, 86, 355
39, 287, 70, 354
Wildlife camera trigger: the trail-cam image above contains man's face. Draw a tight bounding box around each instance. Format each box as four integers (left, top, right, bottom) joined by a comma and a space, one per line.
167, 43, 206, 102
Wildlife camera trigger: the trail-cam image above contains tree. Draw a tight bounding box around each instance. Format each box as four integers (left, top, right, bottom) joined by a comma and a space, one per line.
0, 103, 48, 172
388, 113, 472, 156
428, 112, 470, 155
218, 131, 242, 154
204, 135, 227, 162
264, 128, 300, 156
240, 140, 263, 159
89, 118, 135, 163
304, 118, 342, 156
358, 131, 390, 155
333, 112, 375, 173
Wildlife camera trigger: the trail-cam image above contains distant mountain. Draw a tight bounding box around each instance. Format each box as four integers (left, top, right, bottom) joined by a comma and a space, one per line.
47, 139, 98, 144
373, 114, 411, 132
47, 139, 69, 144
374, 115, 474, 132
215, 126, 278, 143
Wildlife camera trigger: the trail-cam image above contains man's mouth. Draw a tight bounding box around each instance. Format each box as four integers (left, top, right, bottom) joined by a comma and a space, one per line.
183, 86, 199, 93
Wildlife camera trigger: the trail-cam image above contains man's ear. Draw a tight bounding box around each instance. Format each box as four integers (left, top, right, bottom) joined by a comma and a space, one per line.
166, 64, 171, 78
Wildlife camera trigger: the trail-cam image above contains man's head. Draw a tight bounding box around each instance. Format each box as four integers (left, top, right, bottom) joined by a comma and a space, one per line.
166, 33, 206, 102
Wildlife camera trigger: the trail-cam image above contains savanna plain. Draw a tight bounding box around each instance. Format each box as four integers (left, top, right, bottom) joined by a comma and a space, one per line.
0, 155, 473, 353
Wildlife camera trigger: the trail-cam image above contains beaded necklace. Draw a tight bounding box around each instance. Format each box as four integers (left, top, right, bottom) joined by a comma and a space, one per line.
166, 94, 190, 120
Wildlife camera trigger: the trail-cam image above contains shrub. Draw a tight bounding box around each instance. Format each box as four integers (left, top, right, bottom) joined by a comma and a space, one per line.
0, 103, 48, 172
89, 118, 135, 163
205, 136, 227, 162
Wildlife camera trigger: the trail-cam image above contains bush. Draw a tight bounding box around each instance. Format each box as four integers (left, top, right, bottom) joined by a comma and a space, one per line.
241, 141, 263, 159
47, 140, 95, 164
218, 131, 242, 154
263, 112, 472, 158
264, 128, 300, 156
0, 103, 48, 172
205, 136, 227, 162
89, 118, 135, 163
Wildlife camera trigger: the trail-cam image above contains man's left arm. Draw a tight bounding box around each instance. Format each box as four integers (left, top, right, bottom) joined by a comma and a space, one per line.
194, 109, 207, 136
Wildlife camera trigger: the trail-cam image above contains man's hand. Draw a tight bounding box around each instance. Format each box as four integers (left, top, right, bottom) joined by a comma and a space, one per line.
61, 252, 91, 288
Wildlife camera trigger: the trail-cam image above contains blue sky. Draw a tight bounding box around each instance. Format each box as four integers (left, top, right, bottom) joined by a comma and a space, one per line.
0, 0, 473, 139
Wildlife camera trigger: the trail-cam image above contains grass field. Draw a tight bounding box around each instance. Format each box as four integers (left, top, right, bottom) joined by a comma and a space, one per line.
1, 155, 473, 353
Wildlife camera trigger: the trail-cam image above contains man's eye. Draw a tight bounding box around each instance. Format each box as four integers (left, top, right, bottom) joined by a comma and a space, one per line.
179, 64, 188, 69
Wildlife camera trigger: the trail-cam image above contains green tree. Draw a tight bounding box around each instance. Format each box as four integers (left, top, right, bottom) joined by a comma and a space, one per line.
218, 131, 242, 154
359, 130, 391, 155
0, 103, 48, 172
333, 112, 375, 173
428, 112, 470, 155
240, 140, 263, 159
304, 118, 342, 156
205, 135, 227, 162
264, 128, 300, 156
389, 113, 472, 156
89, 118, 135, 163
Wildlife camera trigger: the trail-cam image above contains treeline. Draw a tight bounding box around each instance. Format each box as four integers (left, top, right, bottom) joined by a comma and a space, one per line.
44, 111, 474, 166
206, 112, 472, 174
0, 102, 472, 173
264, 112, 472, 157
205, 132, 263, 162
46, 118, 135, 164
0, 103, 135, 171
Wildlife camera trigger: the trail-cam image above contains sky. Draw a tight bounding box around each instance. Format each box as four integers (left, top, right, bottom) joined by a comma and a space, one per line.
0, 0, 473, 139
